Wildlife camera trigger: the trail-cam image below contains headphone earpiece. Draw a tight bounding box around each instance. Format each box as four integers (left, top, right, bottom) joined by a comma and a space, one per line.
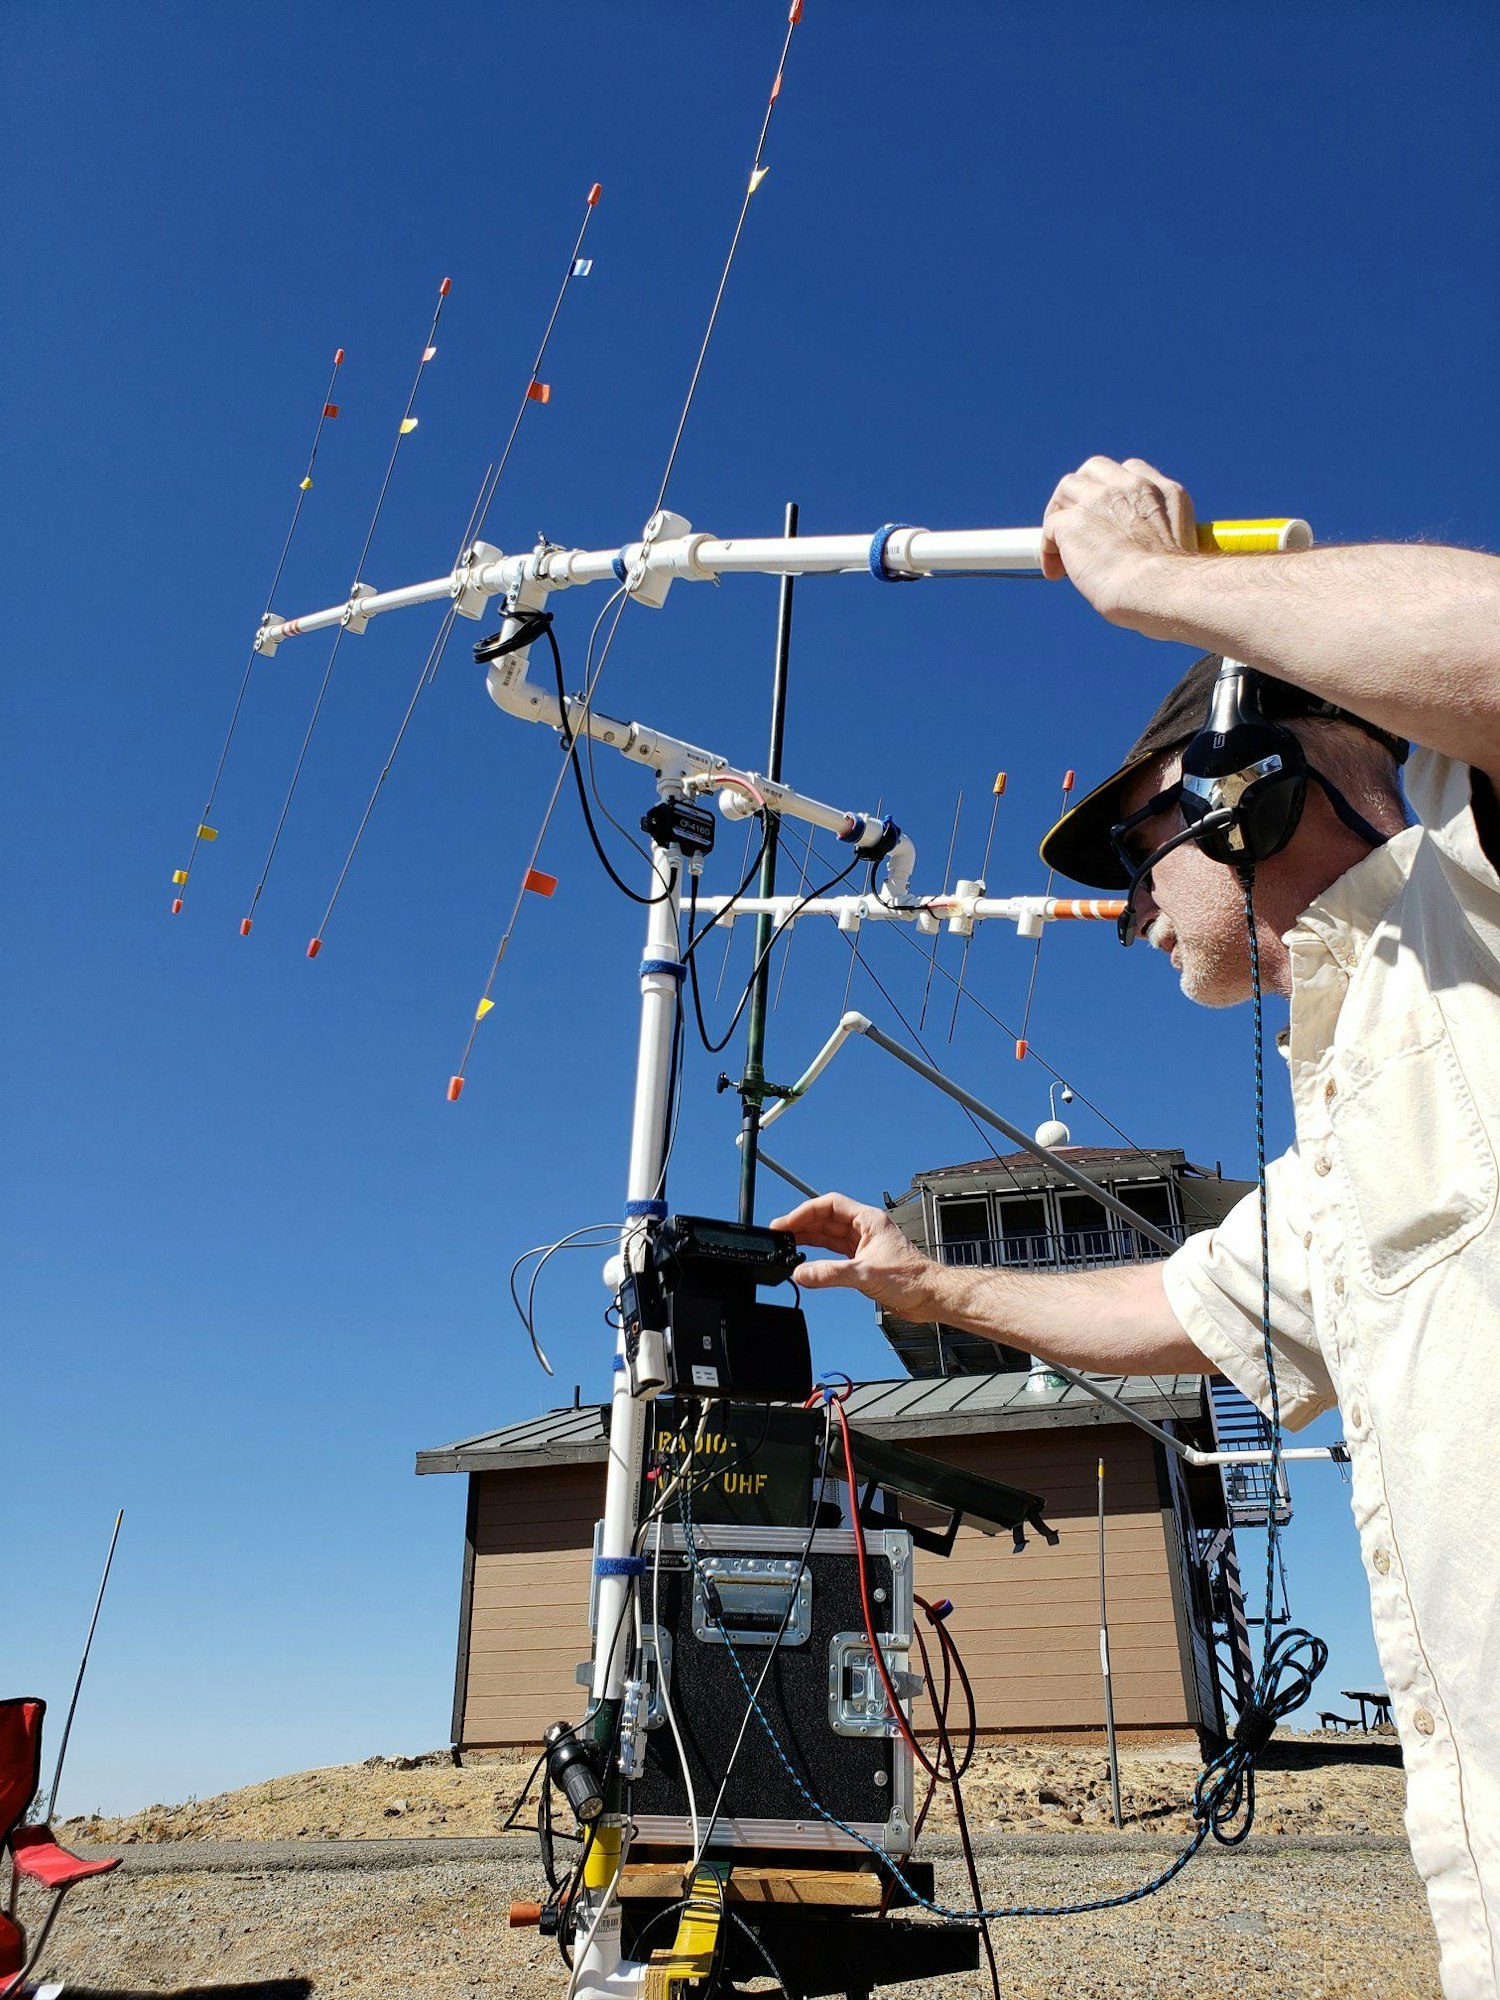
1178, 660, 1309, 869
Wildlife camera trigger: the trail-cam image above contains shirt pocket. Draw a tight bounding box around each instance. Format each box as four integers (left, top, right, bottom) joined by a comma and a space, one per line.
1329, 1000, 1498, 1293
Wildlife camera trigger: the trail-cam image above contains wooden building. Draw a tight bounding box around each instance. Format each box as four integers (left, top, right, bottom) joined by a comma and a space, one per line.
417, 1146, 1283, 1758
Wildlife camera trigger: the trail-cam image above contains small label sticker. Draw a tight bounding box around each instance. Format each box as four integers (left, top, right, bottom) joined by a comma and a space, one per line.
692, 1365, 720, 1388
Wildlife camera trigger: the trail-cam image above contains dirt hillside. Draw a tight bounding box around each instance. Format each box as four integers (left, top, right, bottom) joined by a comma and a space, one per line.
61, 1730, 1406, 1847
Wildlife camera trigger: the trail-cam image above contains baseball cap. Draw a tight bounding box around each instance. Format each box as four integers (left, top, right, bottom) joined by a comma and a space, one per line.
1038, 653, 1409, 891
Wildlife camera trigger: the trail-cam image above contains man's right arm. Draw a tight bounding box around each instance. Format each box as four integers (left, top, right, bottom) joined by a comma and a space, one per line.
771, 1192, 1213, 1377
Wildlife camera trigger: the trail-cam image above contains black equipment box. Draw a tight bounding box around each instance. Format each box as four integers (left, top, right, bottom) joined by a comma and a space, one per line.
622, 1214, 813, 1403
642, 1399, 826, 1530
628, 1524, 916, 1856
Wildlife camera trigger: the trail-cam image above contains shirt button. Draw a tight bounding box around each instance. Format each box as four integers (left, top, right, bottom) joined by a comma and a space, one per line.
1314, 1155, 1332, 1177
1324, 1078, 1338, 1102
1373, 1548, 1391, 1575
1349, 1403, 1362, 1428
1333, 1275, 1346, 1297
1413, 1708, 1436, 1736
1302, 1231, 1314, 1250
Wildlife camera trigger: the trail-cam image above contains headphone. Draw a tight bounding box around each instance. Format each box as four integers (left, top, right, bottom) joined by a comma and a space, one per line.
1115, 658, 1398, 945
1178, 659, 1314, 868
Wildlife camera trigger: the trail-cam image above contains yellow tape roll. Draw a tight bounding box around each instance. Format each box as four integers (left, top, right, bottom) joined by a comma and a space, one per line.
1198, 518, 1314, 554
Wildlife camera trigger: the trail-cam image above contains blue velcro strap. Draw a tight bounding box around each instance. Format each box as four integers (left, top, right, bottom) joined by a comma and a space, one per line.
625, 1198, 668, 1219
639, 956, 684, 981
613, 1355, 625, 1371
612, 551, 629, 584
595, 1555, 646, 1578
869, 523, 919, 582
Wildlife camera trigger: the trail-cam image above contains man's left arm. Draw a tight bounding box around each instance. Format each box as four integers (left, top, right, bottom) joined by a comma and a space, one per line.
1042, 455, 1500, 791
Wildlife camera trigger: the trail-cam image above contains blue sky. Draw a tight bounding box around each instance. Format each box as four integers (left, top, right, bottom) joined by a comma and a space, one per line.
4, 1, 1496, 1814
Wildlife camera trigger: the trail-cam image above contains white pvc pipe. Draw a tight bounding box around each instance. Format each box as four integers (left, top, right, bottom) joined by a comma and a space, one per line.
255, 516, 1312, 653
694, 893, 1124, 925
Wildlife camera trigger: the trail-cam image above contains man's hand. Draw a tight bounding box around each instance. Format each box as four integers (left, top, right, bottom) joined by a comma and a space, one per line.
1040, 455, 1198, 630
770, 1194, 939, 1321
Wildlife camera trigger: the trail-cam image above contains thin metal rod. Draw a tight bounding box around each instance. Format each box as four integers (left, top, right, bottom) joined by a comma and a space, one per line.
47, 1509, 124, 1819
1098, 1460, 1124, 1829
856, 1021, 1181, 1252
751, 1144, 820, 1202
738, 501, 798, 1224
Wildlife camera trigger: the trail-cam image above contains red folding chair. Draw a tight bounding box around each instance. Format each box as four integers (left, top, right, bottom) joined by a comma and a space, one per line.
1, 1698, 119, 1997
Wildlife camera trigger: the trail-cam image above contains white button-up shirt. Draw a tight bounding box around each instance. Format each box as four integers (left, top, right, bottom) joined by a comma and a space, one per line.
1162, 749, 1500, 2000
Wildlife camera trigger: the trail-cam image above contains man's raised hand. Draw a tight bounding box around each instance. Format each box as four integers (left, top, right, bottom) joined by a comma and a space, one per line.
1040, 455, 1198, 632
770, 1193, 940, 1322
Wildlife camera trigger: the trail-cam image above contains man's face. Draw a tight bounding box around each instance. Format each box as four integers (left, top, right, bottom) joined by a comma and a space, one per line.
1116, 754, 1255, 1008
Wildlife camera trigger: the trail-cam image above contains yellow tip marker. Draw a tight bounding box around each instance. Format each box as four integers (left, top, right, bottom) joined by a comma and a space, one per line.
197, 825, 218, 841
748, 165, 770, 194
1198, 518, 1313, 555
993, 772, 1007, 796
172, 869, 189, 885
300, 477, 313, 491
474, 997, 494, 1022
399, 416, 419, 435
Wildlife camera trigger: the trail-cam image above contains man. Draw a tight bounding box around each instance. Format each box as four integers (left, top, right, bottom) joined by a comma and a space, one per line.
773, 456, 1500, 1998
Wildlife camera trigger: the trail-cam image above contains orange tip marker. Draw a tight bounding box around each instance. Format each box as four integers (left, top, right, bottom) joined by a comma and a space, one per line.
447, 1076, 465, 1102
334, 347, 345, 365
439, 276, 452, 297
239, 917, 253, 936
587, 181, 602, 205
171, 898, 183, 914
1063, 769, 1076, 792
789, 0, 803, 20
306, 937, 322, 959
1014, 1038, 1028, 1060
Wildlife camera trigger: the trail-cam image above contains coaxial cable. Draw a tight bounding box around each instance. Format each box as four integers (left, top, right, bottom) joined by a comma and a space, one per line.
168, 346, 345, 914
238, 278, 452, 936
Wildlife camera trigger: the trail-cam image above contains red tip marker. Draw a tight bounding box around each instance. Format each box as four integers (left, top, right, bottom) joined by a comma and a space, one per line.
447, 1076, 465, 1102
587, 181, 602, 206
239, 917, 253, 936
1063, 769, 1076, 792
306, 937, 323, 959
439, 276, 452, 297
333, 347, 345, 365
171, 898, 183, 914
789, 0, 803, 21
1014, 1038, 1028, 1060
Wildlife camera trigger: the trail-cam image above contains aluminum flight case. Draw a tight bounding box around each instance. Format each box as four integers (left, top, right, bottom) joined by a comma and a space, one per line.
626, 1522, 918, 1856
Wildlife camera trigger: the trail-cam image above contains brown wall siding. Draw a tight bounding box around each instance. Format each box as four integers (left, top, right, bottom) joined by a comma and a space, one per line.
906, 1428, 1190, 1734
458, 1423, 1192, 1749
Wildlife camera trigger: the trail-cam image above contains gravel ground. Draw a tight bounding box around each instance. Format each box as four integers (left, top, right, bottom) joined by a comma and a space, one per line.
34, 1833, 1439, 1999
32, 1738, 1435, 1997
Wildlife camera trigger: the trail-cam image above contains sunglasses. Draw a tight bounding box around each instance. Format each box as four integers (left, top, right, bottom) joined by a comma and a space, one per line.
1109, 783, 1239, 947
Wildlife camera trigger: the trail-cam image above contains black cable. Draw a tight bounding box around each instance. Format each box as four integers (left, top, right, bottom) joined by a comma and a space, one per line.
539, 618, 675, 906
679, 818, 773, 964
684, 850, 867, 1054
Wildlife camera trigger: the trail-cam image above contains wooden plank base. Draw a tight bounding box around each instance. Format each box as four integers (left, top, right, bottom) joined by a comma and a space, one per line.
619, 1861, 883, 1908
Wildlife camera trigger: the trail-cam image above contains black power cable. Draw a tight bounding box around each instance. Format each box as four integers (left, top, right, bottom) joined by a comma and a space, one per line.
684, 852, 868, 1054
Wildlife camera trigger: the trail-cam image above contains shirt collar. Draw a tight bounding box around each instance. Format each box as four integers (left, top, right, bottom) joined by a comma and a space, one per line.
1283, 824, 1421, 968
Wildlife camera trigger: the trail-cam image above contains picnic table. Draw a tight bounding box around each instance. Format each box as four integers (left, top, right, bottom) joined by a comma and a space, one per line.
1343, 1688, 1394, 1730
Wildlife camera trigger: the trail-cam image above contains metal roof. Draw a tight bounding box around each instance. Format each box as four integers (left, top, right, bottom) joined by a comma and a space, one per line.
415, 1371, 1208, 1477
